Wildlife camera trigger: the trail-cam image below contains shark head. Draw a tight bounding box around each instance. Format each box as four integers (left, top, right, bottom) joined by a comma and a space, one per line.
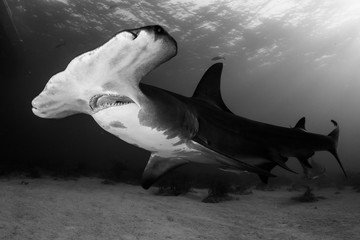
32, 25, 177, 118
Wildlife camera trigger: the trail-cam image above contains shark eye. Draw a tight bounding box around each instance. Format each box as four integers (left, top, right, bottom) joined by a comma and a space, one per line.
154, 25, 164, 34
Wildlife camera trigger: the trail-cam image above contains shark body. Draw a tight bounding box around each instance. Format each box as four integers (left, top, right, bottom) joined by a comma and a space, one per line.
32, 25, 346, 189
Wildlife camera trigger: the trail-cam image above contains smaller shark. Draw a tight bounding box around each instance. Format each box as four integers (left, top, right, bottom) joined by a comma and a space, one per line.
54, 39, 66, 49
211, 56, 225, 61
32, 25, 347, 189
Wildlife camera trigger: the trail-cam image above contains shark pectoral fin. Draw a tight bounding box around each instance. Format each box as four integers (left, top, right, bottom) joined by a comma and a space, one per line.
255, 162, 278, 184
267, 149, 296, 173
141, 154, 188, 189
193, 136, 276, 178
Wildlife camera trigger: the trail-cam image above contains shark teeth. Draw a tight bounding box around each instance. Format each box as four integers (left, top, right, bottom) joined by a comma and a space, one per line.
89, 94, 135, 113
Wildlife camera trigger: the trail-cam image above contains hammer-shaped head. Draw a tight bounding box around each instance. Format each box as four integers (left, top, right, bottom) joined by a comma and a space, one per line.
32, 25, 177, 118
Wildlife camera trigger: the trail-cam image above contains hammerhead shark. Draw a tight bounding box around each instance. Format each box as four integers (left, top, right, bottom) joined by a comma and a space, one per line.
32, 25, 347, 189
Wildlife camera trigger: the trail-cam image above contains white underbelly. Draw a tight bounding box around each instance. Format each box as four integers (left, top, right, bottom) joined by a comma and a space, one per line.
91, 104, 198, 157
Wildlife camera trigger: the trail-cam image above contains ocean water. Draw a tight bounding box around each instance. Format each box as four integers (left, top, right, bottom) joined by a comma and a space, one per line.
1, 0, 360, 183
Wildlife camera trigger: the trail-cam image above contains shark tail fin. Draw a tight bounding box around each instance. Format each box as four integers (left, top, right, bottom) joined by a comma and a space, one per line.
192, 63, 232, 113
328, 120, 347, 178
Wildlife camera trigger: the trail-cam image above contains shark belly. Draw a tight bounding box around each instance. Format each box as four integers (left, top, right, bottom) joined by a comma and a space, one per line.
91, 104, 202, 158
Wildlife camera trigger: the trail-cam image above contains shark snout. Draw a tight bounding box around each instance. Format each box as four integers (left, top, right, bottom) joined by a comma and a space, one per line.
31, 94, 73, 119
31, 95, 52, 117
31, 96, 41, 113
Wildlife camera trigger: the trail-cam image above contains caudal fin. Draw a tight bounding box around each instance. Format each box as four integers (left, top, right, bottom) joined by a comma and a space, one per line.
328, 120, 347, 178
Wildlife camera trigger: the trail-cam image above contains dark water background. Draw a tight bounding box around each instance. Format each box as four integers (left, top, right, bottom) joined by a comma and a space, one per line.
1, 0, 360, 184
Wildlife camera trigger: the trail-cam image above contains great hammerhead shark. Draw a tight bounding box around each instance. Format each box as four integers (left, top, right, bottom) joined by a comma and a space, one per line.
32, 25, 347, 189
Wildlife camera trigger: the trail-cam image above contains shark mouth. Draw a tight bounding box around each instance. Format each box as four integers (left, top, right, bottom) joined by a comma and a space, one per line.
89, 94, 135, 113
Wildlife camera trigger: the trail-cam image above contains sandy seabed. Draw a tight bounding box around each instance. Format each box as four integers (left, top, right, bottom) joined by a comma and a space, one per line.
0, 178, 359, 240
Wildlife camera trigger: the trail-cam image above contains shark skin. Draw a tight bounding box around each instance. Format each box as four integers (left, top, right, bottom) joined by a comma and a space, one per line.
32, 25, 347, 189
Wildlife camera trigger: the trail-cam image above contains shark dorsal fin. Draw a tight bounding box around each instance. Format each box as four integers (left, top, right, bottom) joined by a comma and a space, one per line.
141, 154, 188, 189
294, 117, 306, 130
192, 63, 232, 113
